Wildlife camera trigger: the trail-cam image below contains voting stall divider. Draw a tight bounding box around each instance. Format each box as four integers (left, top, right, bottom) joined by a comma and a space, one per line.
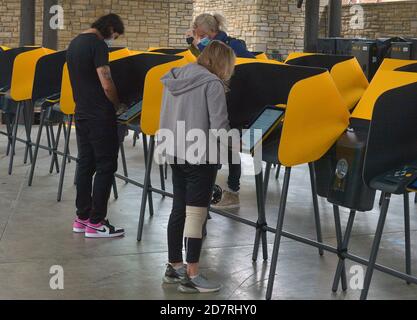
1, 43, 417, 300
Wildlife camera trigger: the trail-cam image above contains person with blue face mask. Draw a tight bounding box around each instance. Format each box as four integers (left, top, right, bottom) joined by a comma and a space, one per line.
186, 13, 256, 210
186, 13, 255, 59
66, 14, 127, 239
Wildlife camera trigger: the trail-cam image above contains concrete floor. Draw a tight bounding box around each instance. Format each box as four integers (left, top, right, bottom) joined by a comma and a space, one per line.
1, 124, 417, 300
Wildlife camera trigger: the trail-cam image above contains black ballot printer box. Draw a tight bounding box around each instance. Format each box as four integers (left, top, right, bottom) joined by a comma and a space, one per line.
391, 40, 417, 60
327, 127, 376, 211
351, 40, 378, 81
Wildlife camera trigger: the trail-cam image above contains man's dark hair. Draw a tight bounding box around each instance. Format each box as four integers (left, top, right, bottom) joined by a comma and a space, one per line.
91, 13, 125, 39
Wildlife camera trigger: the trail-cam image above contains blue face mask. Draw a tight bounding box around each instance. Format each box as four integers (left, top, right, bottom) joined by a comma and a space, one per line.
199, 37, 211, 47
104, 38, 113, 47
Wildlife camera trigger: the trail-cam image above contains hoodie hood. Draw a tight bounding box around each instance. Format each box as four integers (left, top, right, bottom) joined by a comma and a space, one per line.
161, 63, 220, 96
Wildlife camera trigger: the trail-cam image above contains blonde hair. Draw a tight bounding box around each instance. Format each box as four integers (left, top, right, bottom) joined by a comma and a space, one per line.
197, 40, 236, 81
193, 13, 227, 34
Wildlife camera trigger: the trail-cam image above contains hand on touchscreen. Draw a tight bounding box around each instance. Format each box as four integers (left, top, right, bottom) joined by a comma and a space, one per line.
115, 103, 128, 116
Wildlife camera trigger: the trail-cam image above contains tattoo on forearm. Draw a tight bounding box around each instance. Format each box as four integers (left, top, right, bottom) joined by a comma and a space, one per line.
103, 68, 112, 80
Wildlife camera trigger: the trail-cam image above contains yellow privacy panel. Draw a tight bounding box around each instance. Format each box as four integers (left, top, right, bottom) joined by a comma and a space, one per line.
141, 57, 189, 136
60, 51, 145, 115
255, 52, 269, 60
284, 52, 316, 63
109, 48, 143, 60
148, 47, 197, 63
10, 47, 55, 101
330, 58, 368, 110
179, 50, 197, 63
376, 58, 417, 73
279, 72, 350, 167
352, 70, 417, 121
59, 64, 74, 115
235, 57, 284, 66
0, 46, 10, 51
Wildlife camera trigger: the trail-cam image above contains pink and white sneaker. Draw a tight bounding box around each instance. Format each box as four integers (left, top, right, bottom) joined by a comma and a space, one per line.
73, 218, 90, 233
85, 220, 125, 238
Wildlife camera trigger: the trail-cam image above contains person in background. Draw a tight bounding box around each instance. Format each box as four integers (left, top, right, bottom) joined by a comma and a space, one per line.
67, 13, 127, 238
186, 13, 255, 209
159, 41, 236, 293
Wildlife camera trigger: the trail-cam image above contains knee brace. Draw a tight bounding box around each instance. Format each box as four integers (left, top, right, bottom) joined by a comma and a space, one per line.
184, 206, 208, 239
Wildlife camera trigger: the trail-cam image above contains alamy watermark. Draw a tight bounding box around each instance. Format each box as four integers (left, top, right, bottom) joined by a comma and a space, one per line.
154, 122, 263, 175
49, 265, 64, 290
48, 5, 64, 30
349, 5, 365, 30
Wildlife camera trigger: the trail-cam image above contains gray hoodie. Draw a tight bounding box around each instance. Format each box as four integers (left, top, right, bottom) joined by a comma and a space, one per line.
158, 63, 231, 164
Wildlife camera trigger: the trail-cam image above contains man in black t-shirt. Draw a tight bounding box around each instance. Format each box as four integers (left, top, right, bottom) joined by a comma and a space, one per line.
67, 14, 126, 238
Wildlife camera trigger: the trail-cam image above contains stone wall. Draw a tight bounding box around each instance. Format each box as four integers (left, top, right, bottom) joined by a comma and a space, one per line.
0, 1, 416, 56
193, 0, 328, 57
0, 0, 193, 50
341, 1, 417, 39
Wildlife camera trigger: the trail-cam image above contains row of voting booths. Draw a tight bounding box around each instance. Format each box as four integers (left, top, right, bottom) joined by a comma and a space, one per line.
0, 43, 417, 300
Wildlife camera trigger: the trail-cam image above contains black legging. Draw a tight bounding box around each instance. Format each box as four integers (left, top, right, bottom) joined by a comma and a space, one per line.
168, 163, 218, 264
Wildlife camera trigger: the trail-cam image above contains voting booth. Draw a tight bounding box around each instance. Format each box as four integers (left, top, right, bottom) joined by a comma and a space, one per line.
27, 50, 68, 186
148, 47, 197, 62
285, 53, 369, 111
311, 65, 417, 299
357, 80, 417, 300
56, 50, 187, 202
2, 47, 56, 175
285, 53, 372, 201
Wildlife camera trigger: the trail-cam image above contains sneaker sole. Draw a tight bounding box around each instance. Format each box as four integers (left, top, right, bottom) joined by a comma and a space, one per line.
73, 228, 86, 233
85, 232, 125, 238
211, 204, 240, 210
162, 276, 182, 284
178, 284, 221, 294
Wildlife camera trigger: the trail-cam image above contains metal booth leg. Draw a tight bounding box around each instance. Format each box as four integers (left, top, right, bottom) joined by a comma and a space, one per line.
137, 135, 156, 241
4, 112, 13, 156
404, 192, 411, 284
141, 134, 154, 217
120, 141, 129, 180
360, 193, 391, 300
263, 162, 272, 202
266, 167, 292, 300
275, 164, 281, 180
309, 162, 324, 256
252, 160, 268, 262
22, 101, 34, 165
28, 108, 47, 186
8, 102, 22, 175
332, 208, 356, 292
112, 177, 119, 200
57, 115, 73, 202
159, 165, 166, 194
49, 120, 63, 174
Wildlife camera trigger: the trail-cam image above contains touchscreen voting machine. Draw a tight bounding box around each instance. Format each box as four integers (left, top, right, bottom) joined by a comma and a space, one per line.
242, 105, 285, 153
118, 101, 143, 124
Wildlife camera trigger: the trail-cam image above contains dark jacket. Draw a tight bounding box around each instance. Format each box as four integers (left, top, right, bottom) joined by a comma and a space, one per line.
197, 31, 255, 59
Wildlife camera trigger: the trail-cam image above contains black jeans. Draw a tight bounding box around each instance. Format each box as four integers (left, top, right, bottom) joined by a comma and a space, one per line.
168, 163, 218, 264
227, 149, 241, 192
75, 118, 119, 224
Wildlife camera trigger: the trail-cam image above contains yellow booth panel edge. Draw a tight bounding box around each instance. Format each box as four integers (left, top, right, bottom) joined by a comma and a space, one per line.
279, 71, 350, 167
352, 70, 417, 121
235, 57, 284, 66
376, 58, 417, 73
330, 58, 369, 111
141, 57, 190, 136
60, 50, 145, 115
10, 47, 56, 101
0, 46, 10, 51
284, 52, 316, 63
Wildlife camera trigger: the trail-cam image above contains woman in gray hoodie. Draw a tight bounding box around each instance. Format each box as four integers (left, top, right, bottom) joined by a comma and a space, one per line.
158, 41, 236, 293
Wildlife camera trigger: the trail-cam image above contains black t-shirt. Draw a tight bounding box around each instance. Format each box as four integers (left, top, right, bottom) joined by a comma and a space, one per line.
66, 33, 114, 120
